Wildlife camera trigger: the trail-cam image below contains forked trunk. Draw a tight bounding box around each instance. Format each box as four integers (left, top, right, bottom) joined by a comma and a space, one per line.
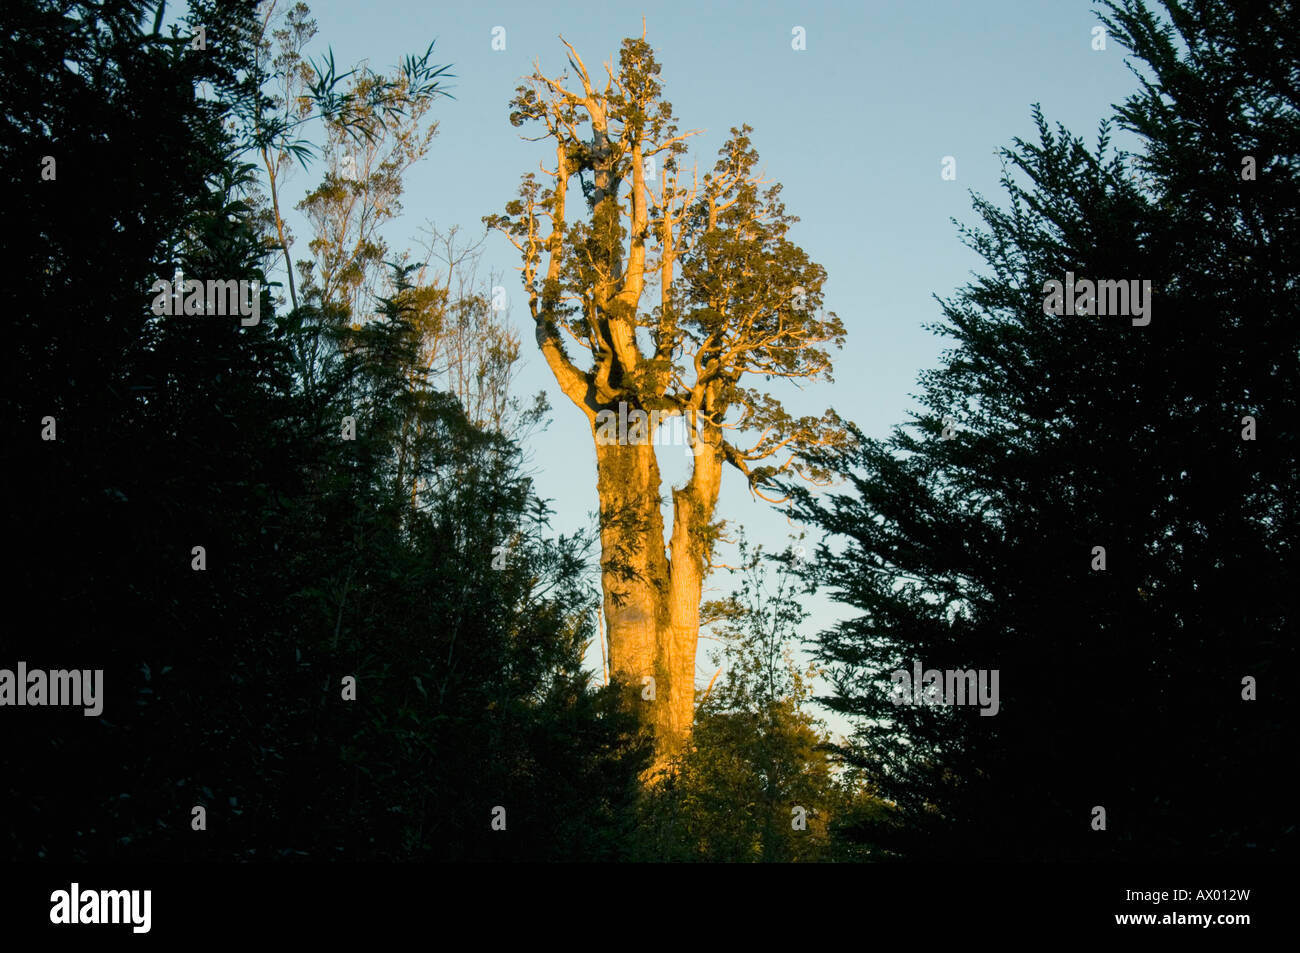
593, 421, 722, 773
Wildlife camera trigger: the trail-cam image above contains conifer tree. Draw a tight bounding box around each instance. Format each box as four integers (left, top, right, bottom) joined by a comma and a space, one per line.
786, 0, 1298, 860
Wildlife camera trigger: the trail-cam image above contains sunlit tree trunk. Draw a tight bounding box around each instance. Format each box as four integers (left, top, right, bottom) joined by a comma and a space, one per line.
489, 33, 845, 773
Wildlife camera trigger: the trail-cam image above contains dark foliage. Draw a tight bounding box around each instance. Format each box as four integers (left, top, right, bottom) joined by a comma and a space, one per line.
1, 0, 648, 862
786, 0, 1297, 861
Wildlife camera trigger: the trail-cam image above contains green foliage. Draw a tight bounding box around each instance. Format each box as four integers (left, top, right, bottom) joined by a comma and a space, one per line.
487, 41, 848, 502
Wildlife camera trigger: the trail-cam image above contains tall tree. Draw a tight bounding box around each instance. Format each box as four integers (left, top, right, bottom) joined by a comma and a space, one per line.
786, 0, 1297, 860
487, 33, 846, 766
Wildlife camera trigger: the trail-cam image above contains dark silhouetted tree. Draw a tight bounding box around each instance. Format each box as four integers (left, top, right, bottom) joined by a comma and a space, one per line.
786, 0, 1297, 861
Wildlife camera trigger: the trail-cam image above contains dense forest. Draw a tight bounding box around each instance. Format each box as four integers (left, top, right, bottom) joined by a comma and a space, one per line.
2, 0, 1293, 866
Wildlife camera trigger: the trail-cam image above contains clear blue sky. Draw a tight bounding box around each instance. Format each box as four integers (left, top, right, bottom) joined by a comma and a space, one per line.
247, 0, 1146, 737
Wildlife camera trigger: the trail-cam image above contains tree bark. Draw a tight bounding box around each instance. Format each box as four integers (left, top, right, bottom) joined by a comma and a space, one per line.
664, 432, 722, 759
592, 434, 671, 748
591, 409, 724, 772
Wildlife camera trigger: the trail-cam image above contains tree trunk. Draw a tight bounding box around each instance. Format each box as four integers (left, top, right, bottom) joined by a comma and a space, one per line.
593, 438, 669, 691
593, 413, 723, 773
664, 439, 722, 759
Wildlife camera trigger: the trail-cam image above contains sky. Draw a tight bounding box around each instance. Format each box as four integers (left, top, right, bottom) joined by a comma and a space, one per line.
237, 0, 1149, 738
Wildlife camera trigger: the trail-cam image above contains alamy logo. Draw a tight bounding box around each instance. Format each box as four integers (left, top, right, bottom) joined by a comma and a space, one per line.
149, 276, 261, 326
890, 661, 1000, 716
594, 402, 706, 457
1042, 271, 1151, 326
0, 662, 103, 716
50, 883, 151, 933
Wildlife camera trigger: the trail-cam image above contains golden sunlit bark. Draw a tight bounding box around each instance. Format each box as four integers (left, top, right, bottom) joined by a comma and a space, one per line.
487, 32, 845, 774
